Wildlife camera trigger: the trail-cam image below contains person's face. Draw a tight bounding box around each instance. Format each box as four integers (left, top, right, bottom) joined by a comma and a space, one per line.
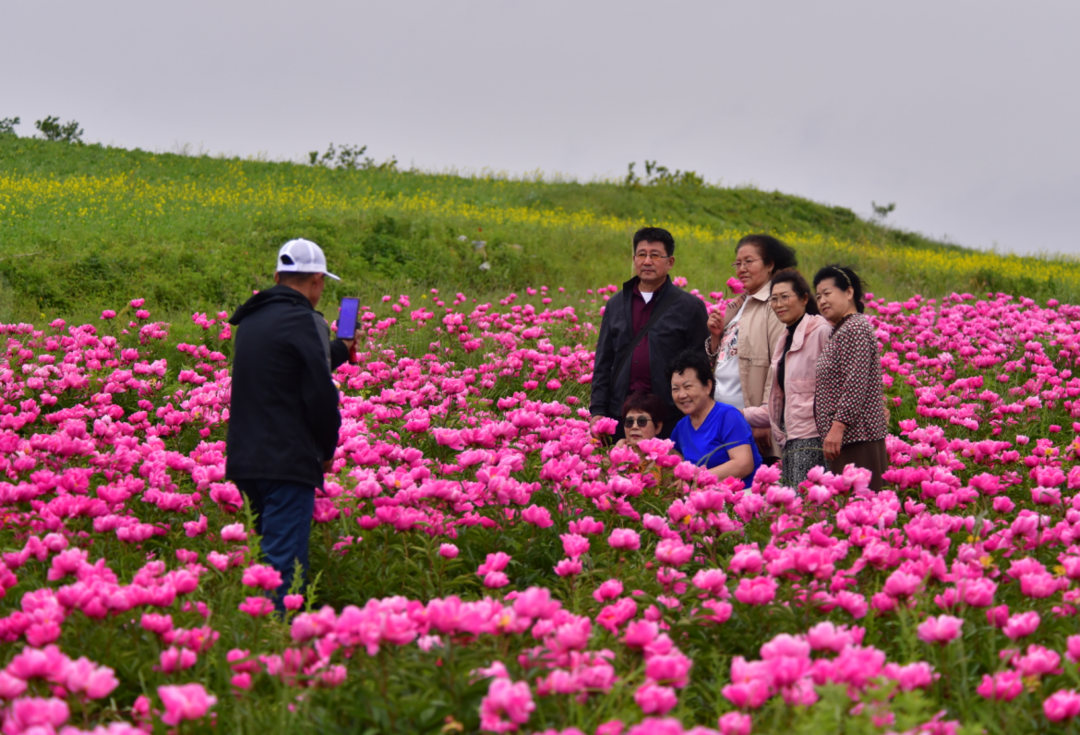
769, 282, 807, 325
733, 244, 773, 295
634, 241, 674, 286
671, 370, 712, 416
623, 409, 661, 444
814, 278, 854, 323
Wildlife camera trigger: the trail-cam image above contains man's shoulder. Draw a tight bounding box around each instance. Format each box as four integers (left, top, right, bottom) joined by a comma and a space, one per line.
600, 290, 630, 318
665, 287, 706, 312
235, 298, 317, 344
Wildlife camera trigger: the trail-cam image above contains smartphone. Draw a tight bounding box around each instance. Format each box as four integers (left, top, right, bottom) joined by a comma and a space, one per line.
337, 297, 360, 340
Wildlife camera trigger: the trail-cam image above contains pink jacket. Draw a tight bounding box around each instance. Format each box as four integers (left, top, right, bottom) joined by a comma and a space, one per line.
743, 314, 831, 449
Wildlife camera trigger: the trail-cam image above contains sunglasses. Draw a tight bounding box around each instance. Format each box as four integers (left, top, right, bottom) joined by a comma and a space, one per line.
623, 416, 654, 428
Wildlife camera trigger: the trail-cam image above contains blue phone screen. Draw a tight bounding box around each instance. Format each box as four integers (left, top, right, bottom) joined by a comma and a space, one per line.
337, 298, 360, 339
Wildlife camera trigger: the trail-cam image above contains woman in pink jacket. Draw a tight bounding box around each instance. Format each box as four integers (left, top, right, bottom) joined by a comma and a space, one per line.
742, 270, 831, 487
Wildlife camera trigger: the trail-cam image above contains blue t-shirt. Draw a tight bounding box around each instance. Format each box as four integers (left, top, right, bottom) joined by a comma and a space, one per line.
671, 401, 763, 488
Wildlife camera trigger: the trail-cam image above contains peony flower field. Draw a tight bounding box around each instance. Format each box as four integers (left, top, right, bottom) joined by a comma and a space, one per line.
2, 283, 1080, 735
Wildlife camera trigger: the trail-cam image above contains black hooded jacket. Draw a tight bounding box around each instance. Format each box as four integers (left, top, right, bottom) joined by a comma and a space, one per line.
225, 285, 350, 489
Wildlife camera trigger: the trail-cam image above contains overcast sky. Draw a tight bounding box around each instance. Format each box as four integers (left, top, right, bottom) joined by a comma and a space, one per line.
4, 0, 1078, 255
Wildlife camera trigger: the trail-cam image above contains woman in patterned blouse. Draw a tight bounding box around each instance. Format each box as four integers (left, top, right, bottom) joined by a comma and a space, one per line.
812, 265, 889, 490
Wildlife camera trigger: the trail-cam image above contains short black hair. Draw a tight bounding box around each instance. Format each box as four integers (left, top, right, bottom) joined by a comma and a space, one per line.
665, 349, 714, 395
813, 264, 866, 313
736, 234, 797, 272
633, 227, 675, 257
622, 391, 667, 425
276, 271, 319, 286
770, 269, 819, 315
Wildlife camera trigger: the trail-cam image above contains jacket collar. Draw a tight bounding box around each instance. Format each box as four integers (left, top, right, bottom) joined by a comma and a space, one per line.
623, 275, 672, 299
749, 282, 772, 302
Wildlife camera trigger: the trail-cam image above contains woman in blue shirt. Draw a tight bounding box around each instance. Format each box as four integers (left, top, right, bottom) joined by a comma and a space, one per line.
667, 349, 762, 487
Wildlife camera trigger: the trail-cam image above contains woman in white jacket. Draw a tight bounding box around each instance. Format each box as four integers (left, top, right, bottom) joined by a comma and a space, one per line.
742, 270, 831, 487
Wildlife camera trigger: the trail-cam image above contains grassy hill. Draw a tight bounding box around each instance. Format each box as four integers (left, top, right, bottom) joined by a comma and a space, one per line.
1, 135, 1078, 323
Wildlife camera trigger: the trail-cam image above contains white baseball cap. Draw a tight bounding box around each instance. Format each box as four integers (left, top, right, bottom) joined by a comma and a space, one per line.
276, 239, 340, 281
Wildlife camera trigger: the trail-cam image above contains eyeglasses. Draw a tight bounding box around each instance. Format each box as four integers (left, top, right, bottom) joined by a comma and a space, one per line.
732, 258, 760, 270
768, 293, 797, 306
634, 252, 671, 262
623, 416, 653, 428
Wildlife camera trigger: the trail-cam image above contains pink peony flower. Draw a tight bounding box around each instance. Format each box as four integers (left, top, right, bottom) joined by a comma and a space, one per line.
159, 647, 197, 673
221, 523, 249, 542
634, 683, 678, 715
734, 577, 778, 606
644, 651, 693, 688
439, 543, 459, 559
977, 671, 1023, 701
608, 528, 641, 550
623, 620, 659, 649
593, 579, 624, 603
0, 672, 28, 699
882, 570, 922, 598
521, 505, 554, 528
692, 568, 728, 597
560, 533, 590, 559
483, 571, 510, 588
654, 539, 694, 567
64, 657, 120, 699
5, 697, 70, 730
917, 615, 964, 644
1002, 611, 1041, 640
554, 558, 583, 577
1045, 689, 1080, 722
718, 711, 752, 735
241, 564, 282, 591
158, 683, 218, 726
239, 596, 276, 617
477, 552, 511, 576
479, 677, 535, 731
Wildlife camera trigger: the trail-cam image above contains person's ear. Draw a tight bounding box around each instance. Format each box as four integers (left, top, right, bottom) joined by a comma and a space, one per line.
655, 421, 663, 434
273, 272, 282, 285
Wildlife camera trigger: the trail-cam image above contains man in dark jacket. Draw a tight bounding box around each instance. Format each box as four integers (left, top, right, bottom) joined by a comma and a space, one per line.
226, 238, 352, 609
590, 227, 710, 440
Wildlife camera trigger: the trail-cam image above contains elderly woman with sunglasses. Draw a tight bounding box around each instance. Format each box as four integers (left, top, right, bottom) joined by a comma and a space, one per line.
707, 235, 796, 464
742, 270, 831, 487
614, 391, 666, 448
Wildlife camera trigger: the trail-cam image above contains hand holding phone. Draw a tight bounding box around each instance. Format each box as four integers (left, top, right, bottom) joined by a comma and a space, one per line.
337, 297, 360, 340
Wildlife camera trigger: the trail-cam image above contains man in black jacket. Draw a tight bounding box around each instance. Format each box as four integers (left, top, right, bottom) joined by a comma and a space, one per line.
590, 227, 710, 440
226, 238, 353, 610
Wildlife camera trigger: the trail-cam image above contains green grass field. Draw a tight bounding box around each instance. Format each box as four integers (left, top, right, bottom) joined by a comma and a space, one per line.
2, 135, 1078, 325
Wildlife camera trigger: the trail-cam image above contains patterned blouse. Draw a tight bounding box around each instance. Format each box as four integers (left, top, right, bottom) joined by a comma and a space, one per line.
814, 312, 888, 444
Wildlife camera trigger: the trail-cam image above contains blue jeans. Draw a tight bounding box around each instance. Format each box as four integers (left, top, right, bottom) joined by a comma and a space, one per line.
235, 480, 315, 611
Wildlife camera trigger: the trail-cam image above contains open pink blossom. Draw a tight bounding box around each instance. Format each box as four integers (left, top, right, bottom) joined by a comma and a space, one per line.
158, 683, 218, 726
241, 564, 282, 591
917, 615, 963, 644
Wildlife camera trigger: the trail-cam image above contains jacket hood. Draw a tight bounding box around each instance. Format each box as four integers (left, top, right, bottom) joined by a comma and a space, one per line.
789, 313, 829, 352
229, 285, 312, 325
